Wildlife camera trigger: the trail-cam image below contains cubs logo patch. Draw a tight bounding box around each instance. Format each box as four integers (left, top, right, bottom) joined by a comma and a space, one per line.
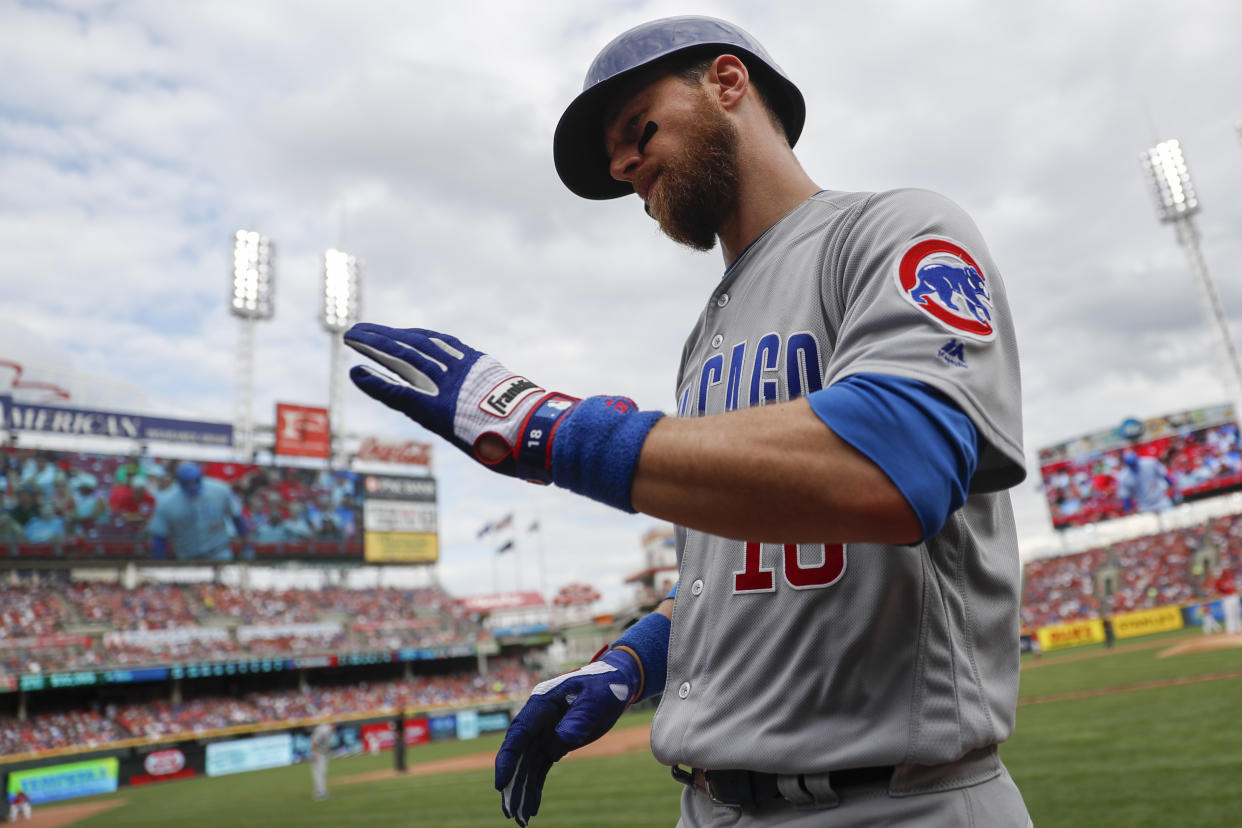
481, 376, 543, 418
895, 237, 995, 341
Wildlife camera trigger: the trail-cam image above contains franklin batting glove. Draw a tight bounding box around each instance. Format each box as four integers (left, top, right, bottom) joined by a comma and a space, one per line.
494, 649, 641, 826
344, 323, 663, 511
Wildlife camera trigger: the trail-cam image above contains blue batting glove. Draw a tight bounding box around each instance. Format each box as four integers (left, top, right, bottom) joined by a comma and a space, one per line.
494, 650, 641, 826
344, 323, 578, 482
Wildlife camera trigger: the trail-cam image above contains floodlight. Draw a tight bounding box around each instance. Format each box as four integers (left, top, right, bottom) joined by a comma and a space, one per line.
230, 230, 275, 319
1140, 139, 1199, 222
322, 249, 361, 333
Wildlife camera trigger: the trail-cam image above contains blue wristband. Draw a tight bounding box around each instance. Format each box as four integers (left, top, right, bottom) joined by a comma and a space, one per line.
612, 611, 671, 702
550, 395, 664, 512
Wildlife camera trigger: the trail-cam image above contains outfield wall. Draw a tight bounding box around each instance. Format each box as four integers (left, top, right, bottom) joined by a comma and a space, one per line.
0, 702, 511, 805
1027, 601, 1226, 653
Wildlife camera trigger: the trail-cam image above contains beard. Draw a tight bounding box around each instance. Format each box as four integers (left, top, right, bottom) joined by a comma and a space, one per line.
645, 95, 741, 252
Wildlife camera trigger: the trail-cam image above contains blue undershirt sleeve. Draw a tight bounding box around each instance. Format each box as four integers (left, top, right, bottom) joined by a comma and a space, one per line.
806, 373, 979, 542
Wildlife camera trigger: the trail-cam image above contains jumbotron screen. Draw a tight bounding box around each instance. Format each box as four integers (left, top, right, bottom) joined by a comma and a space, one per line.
0, 446, 437, 564
1038, 403, 1242, 530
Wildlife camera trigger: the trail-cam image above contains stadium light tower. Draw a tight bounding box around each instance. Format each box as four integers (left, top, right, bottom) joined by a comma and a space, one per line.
1141, 138, 1242, 414
230, 230, 276, 458
322, 248, 362, 466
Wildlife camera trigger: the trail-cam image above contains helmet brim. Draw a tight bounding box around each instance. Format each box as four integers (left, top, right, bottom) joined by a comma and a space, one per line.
553, 33, 805, 201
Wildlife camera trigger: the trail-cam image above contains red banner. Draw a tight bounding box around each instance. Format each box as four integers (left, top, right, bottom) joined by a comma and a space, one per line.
356, 437, 433, 466
274, 403, 331, 458
360, 718, 430, 753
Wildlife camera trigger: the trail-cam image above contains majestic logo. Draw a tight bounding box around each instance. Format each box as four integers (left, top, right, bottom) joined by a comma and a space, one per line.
896, 237, 995, 341
937, 339, 967, 368
481, 377, 542, 418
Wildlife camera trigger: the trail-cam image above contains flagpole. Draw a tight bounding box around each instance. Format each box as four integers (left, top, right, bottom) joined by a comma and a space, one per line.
535, 513, 547, 599
513, 526, 522, 591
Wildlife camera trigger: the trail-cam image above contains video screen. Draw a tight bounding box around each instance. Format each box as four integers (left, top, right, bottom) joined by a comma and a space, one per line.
1038, 404, 1242, 530
0, 447, 383, 563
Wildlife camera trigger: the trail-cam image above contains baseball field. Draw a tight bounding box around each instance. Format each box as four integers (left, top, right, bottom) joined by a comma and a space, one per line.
24, 628, 1242, 828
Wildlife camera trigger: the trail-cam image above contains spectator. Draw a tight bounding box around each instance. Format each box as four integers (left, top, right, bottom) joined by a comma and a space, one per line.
109, 473, 155, 525
23, 504, 66, 543
7, 486, 39, 529
71, 478, 109, 528
279, 503, 314, 541
0, 512, 22, 543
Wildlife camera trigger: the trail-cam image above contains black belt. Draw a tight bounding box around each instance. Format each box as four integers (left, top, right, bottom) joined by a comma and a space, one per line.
671, 764, 895, 810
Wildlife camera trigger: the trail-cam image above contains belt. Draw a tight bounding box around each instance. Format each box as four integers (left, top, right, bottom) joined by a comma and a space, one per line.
671, 764, 895, 810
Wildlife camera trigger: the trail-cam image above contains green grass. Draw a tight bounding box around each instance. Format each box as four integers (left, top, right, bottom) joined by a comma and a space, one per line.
49, 630, 1242, 827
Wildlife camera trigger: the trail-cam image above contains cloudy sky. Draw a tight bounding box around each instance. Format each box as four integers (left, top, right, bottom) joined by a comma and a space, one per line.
3, 0, 1242, 609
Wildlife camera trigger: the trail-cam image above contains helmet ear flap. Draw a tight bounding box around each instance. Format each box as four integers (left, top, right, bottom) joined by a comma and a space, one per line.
553, 15, 805, 201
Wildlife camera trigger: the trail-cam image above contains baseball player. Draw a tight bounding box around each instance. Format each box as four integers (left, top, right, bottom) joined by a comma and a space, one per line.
148, 461, 249, 562
310, 720, 335, 800
344, 15, 1030, 827
1116, 449, 1176, 515
7, 791, 32, 823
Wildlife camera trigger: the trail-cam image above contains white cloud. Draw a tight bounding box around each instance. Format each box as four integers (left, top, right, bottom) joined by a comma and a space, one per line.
3, 1, 1242, 605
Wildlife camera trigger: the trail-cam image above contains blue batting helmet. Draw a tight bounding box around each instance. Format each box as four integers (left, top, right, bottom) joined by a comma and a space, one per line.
176, 461, 203, 494
553, 16, 806, 200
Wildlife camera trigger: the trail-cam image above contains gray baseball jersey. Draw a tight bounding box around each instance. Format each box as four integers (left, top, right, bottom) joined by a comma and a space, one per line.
649, 187, 1025, 775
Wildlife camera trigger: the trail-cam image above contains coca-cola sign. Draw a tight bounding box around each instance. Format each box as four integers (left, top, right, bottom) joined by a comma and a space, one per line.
144, 749, 186, 776
356, 437, 433, 466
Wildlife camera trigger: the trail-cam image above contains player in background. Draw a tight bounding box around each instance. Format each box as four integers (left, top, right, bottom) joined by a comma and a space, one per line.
1116, 449, 1177, 515
1212, 567, 1242, 635
7, 791, 32, 822
310, 720, 335, 801
345, 15, 1030, 827
148, 461, 249, 562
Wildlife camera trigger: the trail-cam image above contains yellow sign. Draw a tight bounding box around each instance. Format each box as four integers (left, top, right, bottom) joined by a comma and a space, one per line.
1111, 606, 1183, 639
1037, 618, 1105, 651
364, 531, 439, 564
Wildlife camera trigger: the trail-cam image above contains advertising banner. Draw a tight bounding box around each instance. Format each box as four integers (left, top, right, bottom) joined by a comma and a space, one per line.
120, 746, 202, 787
0, 395, 232, 446
477, 712, 511, 733
428, 714, 458, 741
359, 718, 431, 753
1111, 606, 1184, 639
6, 758, 119, 804
205, 733, 294, 777
404, 717, 430, 746
356, 437, 433, 467
456, 710, 480, 740
362, 475, 439, 563
273, 403, 331, 458
1036, 618, 1106, 652
1186, 600, 1225, 626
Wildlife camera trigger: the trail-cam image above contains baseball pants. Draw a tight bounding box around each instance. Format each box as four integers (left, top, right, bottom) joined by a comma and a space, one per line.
676, 762, 1031, 827
311, 755, 328, 798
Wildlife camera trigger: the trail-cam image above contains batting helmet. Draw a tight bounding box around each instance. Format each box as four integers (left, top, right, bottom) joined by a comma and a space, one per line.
554, 16, 806, 200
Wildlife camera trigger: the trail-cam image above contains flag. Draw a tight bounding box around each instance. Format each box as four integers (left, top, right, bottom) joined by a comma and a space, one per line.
494, 513, 514, 531
527, 520, 540, 533
477, 522, 493, 539
497, 540, 514, 554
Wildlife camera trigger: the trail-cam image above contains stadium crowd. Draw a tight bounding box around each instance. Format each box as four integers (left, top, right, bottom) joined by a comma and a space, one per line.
0, 580, 483, 676
1021, 517, 1240, 631
0, 660, 540, 755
